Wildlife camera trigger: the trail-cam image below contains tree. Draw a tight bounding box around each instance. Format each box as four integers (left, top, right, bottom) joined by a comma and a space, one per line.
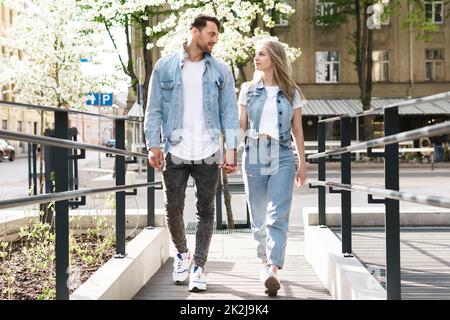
79, 0, 176, 109
0, 0, 112, 109
0, 0, 117, 223
82, 0, 302, 105
313, 0, 450, 140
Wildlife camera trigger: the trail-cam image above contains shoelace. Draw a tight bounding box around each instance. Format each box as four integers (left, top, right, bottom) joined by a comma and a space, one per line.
174, 253, 188, 268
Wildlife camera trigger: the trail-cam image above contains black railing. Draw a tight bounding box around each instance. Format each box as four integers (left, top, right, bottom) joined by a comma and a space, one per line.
0, 101, 161, 300
308, 91, 450, 300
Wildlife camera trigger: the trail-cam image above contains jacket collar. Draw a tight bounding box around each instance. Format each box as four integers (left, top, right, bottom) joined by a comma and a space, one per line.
254, 79, 282, 95
179, 42, 212, 67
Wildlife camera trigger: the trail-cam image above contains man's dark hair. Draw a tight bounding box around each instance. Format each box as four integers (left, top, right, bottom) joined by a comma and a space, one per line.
190, 14, 221, 31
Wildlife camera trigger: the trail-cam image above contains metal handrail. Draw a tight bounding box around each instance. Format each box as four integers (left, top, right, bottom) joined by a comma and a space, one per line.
0, 100, 157, 300
308, 120, 450, 159
0, 129, 147, 158
0, 100, 143, 123
319, 91, 450, 124
309, 180, 450, 209
309, 91, 450, 300
0, 182, 162, 210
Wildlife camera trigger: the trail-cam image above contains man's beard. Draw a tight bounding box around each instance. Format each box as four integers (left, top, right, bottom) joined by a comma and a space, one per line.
197, 42, 212, 53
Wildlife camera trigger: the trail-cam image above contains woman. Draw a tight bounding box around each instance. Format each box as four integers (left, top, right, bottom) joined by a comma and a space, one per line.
238, 39, 307, 297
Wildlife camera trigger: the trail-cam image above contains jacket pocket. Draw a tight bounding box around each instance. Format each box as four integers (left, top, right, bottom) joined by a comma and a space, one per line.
160, 80, 174, 103
211, 78, 222, 103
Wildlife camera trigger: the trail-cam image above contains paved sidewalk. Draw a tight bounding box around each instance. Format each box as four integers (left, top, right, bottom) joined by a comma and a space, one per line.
134, 225, 331, 300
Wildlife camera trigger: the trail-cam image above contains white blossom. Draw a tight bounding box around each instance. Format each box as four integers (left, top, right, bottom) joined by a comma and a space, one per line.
81, 0, 301, 85
0, 0, 122, 109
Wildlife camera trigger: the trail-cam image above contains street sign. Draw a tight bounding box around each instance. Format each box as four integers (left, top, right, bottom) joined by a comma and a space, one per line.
86, 93, 113, 106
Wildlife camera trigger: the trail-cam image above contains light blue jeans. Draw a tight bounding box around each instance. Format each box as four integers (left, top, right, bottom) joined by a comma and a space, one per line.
242, 137, 296, 269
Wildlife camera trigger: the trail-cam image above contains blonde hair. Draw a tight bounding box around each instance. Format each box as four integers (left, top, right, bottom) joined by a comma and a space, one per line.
252, 39, 300, 105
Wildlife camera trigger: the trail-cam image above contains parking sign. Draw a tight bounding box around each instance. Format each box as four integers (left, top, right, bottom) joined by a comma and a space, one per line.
86, 93, 113, 106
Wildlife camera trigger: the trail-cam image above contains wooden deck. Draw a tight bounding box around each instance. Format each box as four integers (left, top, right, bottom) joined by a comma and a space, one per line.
134, 226, 331, 300
334, 227, 450, 300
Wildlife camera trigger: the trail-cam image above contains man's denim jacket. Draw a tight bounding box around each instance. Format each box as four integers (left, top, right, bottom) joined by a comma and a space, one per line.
144, 46, 240, 154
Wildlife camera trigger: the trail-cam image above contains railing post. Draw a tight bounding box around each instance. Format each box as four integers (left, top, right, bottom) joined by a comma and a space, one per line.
115, 119, 126, 257
340, 116, 352, 256
32, 143, 38, 196
384, 106, 401, 300
318, 121, 326, 226
54, 111, 69, 300
147, 165, 155, 227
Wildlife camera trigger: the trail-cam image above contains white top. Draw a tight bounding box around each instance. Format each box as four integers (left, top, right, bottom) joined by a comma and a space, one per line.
168, 59, 219, 160
238, 83, 305, 140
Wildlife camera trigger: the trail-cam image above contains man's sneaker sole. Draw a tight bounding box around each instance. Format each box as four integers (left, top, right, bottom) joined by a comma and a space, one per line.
264, 275, 280, 297
173, 268, 190, 283
188, 282, 207, 292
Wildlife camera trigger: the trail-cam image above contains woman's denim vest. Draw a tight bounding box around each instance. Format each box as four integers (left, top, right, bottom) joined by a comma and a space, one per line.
245, 80, 295, 149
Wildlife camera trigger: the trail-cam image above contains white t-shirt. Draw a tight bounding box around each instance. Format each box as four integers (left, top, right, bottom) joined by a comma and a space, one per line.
168, 59, 219, 160
238, 83, 305, 139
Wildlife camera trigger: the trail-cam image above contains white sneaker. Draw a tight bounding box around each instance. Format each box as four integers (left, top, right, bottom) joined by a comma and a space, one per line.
188, 265, 207, 292
264, 271, 281, 297
172, 251, 192, 283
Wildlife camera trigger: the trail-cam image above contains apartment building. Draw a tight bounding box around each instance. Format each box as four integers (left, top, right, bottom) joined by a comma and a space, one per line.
274, 0, 450, 139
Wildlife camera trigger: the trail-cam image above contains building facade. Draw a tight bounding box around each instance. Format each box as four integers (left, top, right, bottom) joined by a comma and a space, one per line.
279, 0, 450, 99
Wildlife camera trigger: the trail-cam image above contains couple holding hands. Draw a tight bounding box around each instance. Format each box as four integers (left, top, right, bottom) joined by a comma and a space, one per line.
144, 14, 307, 297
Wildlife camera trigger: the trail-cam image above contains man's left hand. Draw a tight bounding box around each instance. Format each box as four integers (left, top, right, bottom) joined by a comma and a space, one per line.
220, 149, 237, 174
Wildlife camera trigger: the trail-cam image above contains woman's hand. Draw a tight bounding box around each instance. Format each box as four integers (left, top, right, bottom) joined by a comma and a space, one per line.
295, 163, 307, 187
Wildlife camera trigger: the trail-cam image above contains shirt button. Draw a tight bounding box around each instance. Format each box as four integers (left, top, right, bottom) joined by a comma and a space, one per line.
279, 111, 282, 115
280, 136, 283, 139
277, 99, 281, 103
279, 124, 282, 127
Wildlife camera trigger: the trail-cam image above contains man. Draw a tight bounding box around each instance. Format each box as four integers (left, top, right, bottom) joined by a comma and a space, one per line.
144, 14, 239, 292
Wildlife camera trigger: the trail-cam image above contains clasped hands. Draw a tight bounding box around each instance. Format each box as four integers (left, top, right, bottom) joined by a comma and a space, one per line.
147, 148, 238, 175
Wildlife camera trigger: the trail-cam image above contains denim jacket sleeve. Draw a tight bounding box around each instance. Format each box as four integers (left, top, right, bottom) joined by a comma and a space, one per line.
144, 64, 163, 150
219, 67, 239, 150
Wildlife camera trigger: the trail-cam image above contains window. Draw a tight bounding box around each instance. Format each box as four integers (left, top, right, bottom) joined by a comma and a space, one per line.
315, 1, 337, 25
425, 0, 444, 24
316, 51, 340, 83
372, 50, 390, 82
2, 120, 7, 130
17, 121, 22, 132
425, 49, 444, 81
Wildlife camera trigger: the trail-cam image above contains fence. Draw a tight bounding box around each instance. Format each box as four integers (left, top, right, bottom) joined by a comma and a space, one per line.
308, 91, 450, 300
0, 100, 161, 300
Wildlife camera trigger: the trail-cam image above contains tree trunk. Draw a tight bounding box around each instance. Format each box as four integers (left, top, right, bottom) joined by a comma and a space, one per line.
355, 2, 375, 141
237, 64, 247, 86
125, 15, 138, 96
142, 16, 153, 111
221, 169, 235, 229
